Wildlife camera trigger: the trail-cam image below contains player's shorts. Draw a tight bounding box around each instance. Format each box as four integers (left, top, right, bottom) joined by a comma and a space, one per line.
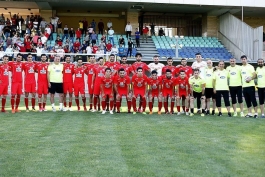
205, 88, 216, 99
11, 82, 22, 95
102, 92, 114, 99
162, 89, 173, 98
117, 89, 128, 96
49, 82, 63, 94
257, 87, 265, 105
149, 91, 159, 98
74, 84, 85, 96
63, 82, 73, 94
193, 91, 202, 99
134, 90, 145, 98
0, 83, 8, 95
38, 82, 48, 95
88, 83, 94, 95
178, 91, 187, 98
24, 83, 36, 93
93, 81, 101, 95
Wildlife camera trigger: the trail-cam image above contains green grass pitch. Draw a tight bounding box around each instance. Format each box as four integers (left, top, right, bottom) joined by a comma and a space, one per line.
0, 102, 265, 177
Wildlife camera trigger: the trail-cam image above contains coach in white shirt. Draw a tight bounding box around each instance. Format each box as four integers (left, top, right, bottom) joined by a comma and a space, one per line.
148, 55, 165, 76
191, 53, 207, 78
125, 22, 132, 39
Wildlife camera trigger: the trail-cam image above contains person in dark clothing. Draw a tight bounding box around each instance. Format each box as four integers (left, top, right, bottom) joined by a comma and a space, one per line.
150, 23, 156, 36
118, 35, 125, 45
159, 28, 164, 36
127, 38, 133, 57
135, 28, 140, 48
98, 19, 104, 35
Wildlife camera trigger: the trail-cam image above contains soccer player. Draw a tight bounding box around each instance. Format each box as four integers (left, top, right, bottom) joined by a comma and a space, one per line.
161, 69, 176, 114
191, 53, 207, 79
131, 67, 148, 114
148, 55, 165, 76
175, 70, 189, 115
189, 69, 206, 116
9, 53, 23, 113
35, 54, 49, 112
227, 58, 244, 117
240, 55, 258, 118
256, 58, 265, 118
213, 61, 231, 117
0, 55, 10, 113
73, 59, 87, 111
47, 55, 64, 112
204, 60, 216, 115
131, 53, 150, 74
84, 55, 98, 111
176, 58, 193, 78
91, 57, 106, 112
162, 57, 178, 76
23, 53, 36, 112
148, 70, 162, 114
114, 68, 131, 113
62, 55, 75, 111
104, 54, 120, 76
101, 68, 114, 114
119, 56, 133, 76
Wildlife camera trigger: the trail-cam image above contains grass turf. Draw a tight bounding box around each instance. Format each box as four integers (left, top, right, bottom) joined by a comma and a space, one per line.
0, 102, 265, 177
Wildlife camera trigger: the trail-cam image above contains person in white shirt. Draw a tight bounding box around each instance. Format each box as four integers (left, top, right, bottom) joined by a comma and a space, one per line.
86, 44, 92, 55
125, 22, 132, 38
191, 53, 207, 79
108, 27, 115, 45
148, 55, 165, 76
56, 46, 65, 61
111, 44, 118, 55
50, 16, 59, 32
107, 19, 112, 31
41, 34, 48, 44
0, 47, 5, 60
36, 45, 44, 61
5, 45, 13, 60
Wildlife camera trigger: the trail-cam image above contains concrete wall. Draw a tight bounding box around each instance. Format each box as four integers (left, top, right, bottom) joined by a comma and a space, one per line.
202, 15, 218, 37
242, 17, 265, 33
126, 11, 139, 34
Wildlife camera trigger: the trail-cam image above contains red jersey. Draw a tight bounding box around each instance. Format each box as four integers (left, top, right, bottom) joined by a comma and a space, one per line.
175, 77, 189, 92
100, 76, 113, 93
23, 62, 36, 84
92, 46, 99, 54
0, 64, 10, 85
106, 43, 112, 51
74, 66, 86, 85
161, 76, 176, 91
148, 77, 162, 94
119, 64, 132, 76
162, 65, 177, 76
104, 61, 120, 75
85, 63, 98, 83
35, 62, 49, 83
63, 63, 75, 83
114, 75, 130, 92
176, 66, 193, 77
76, 30, 81, 38
9, 61, 23, 83
132, 75, 148, 91
94, 65, 106, 80
131, 62, 150, 73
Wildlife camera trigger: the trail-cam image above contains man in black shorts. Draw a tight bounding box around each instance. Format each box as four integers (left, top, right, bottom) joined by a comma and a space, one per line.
47, 55, 64, 112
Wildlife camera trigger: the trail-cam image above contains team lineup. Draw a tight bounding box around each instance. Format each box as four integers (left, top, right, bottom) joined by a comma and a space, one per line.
0, 52, 265, 118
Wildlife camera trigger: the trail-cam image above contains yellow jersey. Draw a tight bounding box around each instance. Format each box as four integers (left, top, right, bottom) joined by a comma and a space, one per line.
48, 63, 64, 83
256, 67, 265, 88
205, 67, 214, 88
226, 65, 242, 86
213, 69, 229, 91
189, 76, 205, 93
241, 64, 255, 87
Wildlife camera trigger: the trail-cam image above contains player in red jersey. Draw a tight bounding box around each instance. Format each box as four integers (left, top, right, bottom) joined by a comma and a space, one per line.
23, 53, 37, 112
35, 54, 49, 112
148, 70, 163, 114
162, 57, 178, 76
84, 55, 98, 111
101, 68, 114, 114
0, 56, 10, 113
114, 68, 131, 113
161, 69, 176, 114
176, 58, 193, 78
73, 59, 87, 111
9, 53, 23, 113
131, 67, 148, 114
175, 70, 190, 115
62, 55, 75, 111
119, 56, 133, 76
91, 57, 106, 112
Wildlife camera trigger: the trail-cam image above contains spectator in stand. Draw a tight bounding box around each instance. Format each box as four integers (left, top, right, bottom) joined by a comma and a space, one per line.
12, 34, 19, 44
81, 50, 87, 62
6, 37, 12, 46
84, 32, 90, 45
24, 36, 31, 52
10, 13, 17, 30
118, 44, 125, 58
0, 14, 5, 24
90, 31, 97, 46
81, 41, 87, 51
86, 44, 92, 55
79, 20, 83, 34
142, 24, 149, 43
91, 19, 96, 32
0, 22, 4, 38
98, 19, 104, 35
36, 44, 44, 61
57, 19, 62, 36
76, 28, 82, 41
21, 22, 26, 37
105, 40, 112, 60
5, 45, 13, 60
33, 19, 39, 30
0, 47, 4, 60
55, 36, 63, 46
101, 35, 106, 43
44, 29, 50, 40
63, 45, 69, 54
88, 25, 93, 37
149, 23, 156, 36
40, 18, 47, 33
83, 18, 88, 34
107, 19, 112, 31
69, 27, 75, 43
42, 46, 49, 54
64, 39, 72, 49
26, 27, 31, 35
37, 38, 42, 46
3, 26, 11, 39
45, 24, 51, 37
99, 40, 106, 55
56, 45, 65, 61
41, 33, 47, 45
92, 44, 98, 54
111, 44, 118, 55
108, 27, 114, 45
159, 28, 165, 36
118, 35, 125, 46
73, 40, 81, 50
62, 24, 69, 41
127, 38, 133, 57
125, 22, 132, 38
48, 23, 53, 40
49, 46, 56, 62
50, 15, 59, 33
32, 33, 39, 46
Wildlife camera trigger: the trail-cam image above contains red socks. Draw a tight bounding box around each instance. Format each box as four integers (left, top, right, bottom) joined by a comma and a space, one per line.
25, 98, 29, 109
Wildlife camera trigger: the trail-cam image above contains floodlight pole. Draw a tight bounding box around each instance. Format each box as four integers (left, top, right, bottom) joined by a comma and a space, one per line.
175, 36, 179, 59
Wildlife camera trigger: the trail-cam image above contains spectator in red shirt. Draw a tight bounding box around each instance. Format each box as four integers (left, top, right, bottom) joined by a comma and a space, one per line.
73, 40, 81, 50
142, 24, 149, 43
92, 44, 99, 54
55, 36, 63, 46
105, 40, 112, 60
76, 28, 82, 40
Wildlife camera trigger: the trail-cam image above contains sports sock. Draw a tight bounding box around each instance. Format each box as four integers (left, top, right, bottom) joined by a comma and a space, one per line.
191, 108, 194, 113
38, 102, 42, 109
25, 97, 29, 109
75, 98, 80, 108
158, 102, 162, 111
148, 102, 153, 112
164, 101, 168, 112
101, 100, 106, 110
43, 102, 46, 109
69, 101, 72, 108
177, 106, 180, 112
2, 98, 6, 110
15, 96, 20, 109
11, 95, 15, 109
110, 100, 114, 110
127, 100, 132, 112
64, 101, 67, 107
82, 97, 86, 107
170, 101, 174, 113
142, 97, 146, 112
93, 96, 97, 109
31, 98, 36, 108
132, 97, 137, 112
116, 100, 121, 112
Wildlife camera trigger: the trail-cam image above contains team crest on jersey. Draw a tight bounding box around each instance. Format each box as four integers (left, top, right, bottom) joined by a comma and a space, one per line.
119, 82, 125, 87
65, 68, 71, 73
76, 72, 82, 77
98, 72, 104, 77
28, 67, 34, 73
166, 83, 170, 88
180, 84, 186, 89
258, 75, 262, 78
206, 74, 211, 77
231, 72, 236, 75
89, 69, 93, 74
3, 69, 8, 75
105, 82, 111, 88
40, 68, 46, 74
152, 84, 157, 89
242, 71, 246, 74
137, 82, 142, 87
194, 84, 199, 87
220, 76, 226, 79
16, 67, 21, 72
